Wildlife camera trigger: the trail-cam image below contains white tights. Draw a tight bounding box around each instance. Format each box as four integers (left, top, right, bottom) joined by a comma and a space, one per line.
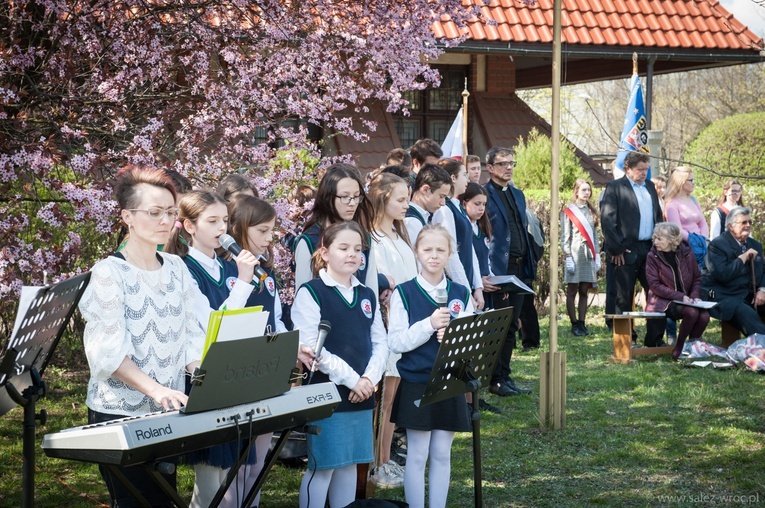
190, 433, 273, 508
299, 463, 357, 508
404, 429, 455, 508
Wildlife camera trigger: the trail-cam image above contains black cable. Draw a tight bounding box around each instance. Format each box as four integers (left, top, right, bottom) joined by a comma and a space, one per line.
305, 434, 318, 508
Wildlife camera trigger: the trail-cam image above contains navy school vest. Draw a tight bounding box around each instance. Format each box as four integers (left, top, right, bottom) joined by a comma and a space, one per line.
394, 279, 470, 384
445, 200, 475, 288
406, 205, 427, 226
296, 223, 372, 286
472, 228, 491, 277
245, 264, 277, 333
183, 255, 240, 311
301, 279, 377, 412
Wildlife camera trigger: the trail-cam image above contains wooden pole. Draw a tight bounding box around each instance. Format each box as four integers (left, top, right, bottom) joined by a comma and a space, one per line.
540, 0, 566, 430
461, 78, 469, 160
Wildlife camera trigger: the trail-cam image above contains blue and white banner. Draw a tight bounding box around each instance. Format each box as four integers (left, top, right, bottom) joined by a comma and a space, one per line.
613, 73, 650, 179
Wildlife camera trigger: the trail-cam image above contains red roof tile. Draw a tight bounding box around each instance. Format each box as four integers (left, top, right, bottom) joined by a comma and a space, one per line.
434, 0, 764, 51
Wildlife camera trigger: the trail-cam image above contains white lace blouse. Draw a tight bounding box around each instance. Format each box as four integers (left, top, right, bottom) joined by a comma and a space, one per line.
80, 253, 204, 416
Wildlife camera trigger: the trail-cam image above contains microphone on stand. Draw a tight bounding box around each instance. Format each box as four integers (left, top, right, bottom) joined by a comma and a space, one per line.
307, 320, 332, 384
219, 234, 268, 283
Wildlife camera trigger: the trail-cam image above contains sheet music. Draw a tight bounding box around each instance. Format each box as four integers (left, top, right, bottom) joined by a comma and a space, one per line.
484, 275, 535, 294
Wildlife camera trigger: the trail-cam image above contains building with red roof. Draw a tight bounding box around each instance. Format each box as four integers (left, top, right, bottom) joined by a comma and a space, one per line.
328, 0, 764, 183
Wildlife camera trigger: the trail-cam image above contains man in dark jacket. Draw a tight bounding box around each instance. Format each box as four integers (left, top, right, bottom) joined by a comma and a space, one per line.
600, 152, 663, 345
484, 147, 536, 396
701, 206, 765, 336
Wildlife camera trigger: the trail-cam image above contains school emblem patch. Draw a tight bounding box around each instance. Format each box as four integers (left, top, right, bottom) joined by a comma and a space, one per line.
448, 299, 464, 318
265, 276, 276, 297
361, 298, 373, 319
226, 276, 238, 291
359, 252, 367, 272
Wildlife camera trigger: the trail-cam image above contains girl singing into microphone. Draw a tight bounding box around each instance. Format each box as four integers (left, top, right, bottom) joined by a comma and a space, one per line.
164, 189, 262, 508
292, 221, 388, 508
387, 224, 474, 508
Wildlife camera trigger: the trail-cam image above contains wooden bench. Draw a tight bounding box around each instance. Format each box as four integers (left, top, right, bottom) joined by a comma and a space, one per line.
721, 321, 740, 348
604, 313, 674, 364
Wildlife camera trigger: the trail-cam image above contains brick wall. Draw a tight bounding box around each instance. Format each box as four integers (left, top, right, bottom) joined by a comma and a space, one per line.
485, 55, 516, 93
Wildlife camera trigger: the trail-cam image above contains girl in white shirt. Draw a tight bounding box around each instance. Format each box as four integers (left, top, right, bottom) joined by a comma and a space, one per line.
367, 172, 418, 486
387, 224, 474, 508
292, 221, 388, 508
165, 189, 261, 508
293, 163, 378, 296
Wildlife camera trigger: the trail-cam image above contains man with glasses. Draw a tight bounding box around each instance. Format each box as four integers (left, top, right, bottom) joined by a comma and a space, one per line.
483, 147, 535, 396
702, 206, 765, 336
601, 151, 663, 346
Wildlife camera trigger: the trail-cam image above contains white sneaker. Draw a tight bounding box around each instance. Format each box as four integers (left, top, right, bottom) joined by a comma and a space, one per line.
371, 462, 404, 488
386, 460, 405, 475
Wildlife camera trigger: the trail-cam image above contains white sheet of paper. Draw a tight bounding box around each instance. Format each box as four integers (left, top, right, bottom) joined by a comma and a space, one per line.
672, 300, 718, 310
216, 311, 269, 342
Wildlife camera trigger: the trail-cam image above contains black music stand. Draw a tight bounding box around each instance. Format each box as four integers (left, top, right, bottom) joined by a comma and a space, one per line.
0, 273, 91, 508
418, 307, 514, 508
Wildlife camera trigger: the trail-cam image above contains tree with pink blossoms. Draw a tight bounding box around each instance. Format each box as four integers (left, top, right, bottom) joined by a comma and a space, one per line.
0, 0, 478, 336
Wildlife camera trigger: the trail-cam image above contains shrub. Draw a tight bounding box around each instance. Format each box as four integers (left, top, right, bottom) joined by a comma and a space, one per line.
683, 112, 765, 189
513, 128, 588, 191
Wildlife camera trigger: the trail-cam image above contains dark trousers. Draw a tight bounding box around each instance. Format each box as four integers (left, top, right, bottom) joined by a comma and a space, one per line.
520, 292, 540, 348
645, 303, 711, 350
728, 299, 765, 336
491, 265, 524, 384
608, 241, 652, 341
89, 409, 178, 508
604, 259, 616, 329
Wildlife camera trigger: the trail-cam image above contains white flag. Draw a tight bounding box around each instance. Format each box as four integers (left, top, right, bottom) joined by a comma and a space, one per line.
440, 108, 464, 160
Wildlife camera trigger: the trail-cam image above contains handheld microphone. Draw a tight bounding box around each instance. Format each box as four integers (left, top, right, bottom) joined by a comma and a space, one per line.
219, 233, 268, 282
434, 287, 448, 308
307, 320, 331, 384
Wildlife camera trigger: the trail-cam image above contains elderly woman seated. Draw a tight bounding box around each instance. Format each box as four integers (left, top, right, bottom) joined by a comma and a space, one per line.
701, 206, 765, 336
645, 222, 710, 360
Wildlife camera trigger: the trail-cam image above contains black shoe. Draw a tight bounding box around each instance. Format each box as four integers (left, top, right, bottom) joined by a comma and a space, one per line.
505, 378, 532, 395
581, 321, 593, 335
489, 381, 517, 396
478, 398, 502, 414
521, 346, 536, 353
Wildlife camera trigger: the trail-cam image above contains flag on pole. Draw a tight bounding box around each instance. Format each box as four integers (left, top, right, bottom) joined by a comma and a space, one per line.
441, 108, 464, 160
613, 73, 650, 179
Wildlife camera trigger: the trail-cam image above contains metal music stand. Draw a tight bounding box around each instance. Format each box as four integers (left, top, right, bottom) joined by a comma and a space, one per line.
0, 272, 91, 508
418, 307, 514, 508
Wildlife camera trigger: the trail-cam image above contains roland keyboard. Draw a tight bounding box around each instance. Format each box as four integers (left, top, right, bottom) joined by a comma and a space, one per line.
42, 382, 340, 466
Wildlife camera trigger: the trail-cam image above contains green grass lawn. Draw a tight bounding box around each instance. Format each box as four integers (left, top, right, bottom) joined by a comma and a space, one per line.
2, 312, 764, 507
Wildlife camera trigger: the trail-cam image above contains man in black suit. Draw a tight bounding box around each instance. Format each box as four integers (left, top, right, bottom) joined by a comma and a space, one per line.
701, 206, 765, 335
600, 152, 664, 346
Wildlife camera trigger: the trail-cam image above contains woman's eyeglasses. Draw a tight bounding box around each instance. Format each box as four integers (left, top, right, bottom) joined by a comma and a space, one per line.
126, 207, 181, 221
335, 195, 364, 205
